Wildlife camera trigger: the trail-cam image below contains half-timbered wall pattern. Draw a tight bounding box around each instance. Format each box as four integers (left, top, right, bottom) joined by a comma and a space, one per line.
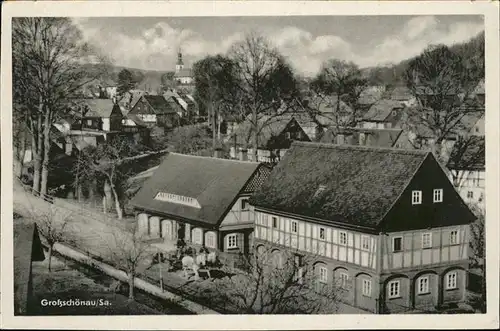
381, 225, 469, 271
254, 211, 378, 269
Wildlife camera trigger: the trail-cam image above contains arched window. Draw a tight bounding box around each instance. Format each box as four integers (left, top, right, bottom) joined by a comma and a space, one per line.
205, 231, 216, 248
192, 228, 203, 245
271, 250, 283, 269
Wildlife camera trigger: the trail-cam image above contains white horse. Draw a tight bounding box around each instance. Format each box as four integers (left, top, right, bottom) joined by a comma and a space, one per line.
181, 255, 200, 280
196, 252, 207, 267
207, 251, 218, 267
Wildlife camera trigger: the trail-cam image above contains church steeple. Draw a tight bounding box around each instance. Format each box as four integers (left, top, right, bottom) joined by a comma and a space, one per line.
176, 48, 184, 72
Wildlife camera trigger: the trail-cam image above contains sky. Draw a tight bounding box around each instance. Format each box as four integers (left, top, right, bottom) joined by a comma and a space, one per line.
73, 15, 484, 76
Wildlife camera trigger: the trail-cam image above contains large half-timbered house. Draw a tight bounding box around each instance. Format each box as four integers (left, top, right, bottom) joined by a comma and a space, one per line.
130, 153, 271, 256
250, 141, 476, 314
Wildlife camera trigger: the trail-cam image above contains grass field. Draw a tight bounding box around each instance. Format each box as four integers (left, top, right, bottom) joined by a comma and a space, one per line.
29, 254, 182, 315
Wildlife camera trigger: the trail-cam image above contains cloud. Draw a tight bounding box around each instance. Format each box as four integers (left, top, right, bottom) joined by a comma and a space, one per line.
73, 16, 484, 76
358, 16, 484, 67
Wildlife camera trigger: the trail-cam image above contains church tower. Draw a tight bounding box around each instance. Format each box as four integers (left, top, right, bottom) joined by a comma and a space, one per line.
176, 48, 184, 72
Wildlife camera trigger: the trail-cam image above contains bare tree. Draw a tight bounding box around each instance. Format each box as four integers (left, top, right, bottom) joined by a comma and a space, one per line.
104, 225, 153, 301
216, 245, 341, 314
403, 44, 484, 162
12, 17, 110, 195
228, 32, 300, 160
306, 59, 373, 137
193, 55, 241, 152
468, 203, 486, 313
446, 136, 485, 190
76, 137, 168, 219
36, 205, 73, 272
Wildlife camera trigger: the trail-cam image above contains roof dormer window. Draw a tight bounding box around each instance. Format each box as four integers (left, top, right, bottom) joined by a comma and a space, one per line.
314, 185, 327, 198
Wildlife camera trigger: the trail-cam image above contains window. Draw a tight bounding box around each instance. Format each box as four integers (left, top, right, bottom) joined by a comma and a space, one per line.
418, 276, 430, 294
467, 191, 474, 199
319, 227, 325, 240
446, 271, 457, 289
272, 217, 278, 228
392, 237, 403, 252
291, 221, 298, 233
339, 272, 349, 289
86, 119, 92, 126
286, 132, 291, 139
361, 236, 370, 251
362, 279, 372, 297
227, 234, 237, 249
318, 266, 328, 283
339, 231, 347, 245
412, 190, 422, 205
433, 189, 443, 203
388, 280, 400, 298
450, 230, 459, 245
422, 233, 432, 248
193, 229, 202, 245
241, 198, 249, 211
205, 232, 216, 248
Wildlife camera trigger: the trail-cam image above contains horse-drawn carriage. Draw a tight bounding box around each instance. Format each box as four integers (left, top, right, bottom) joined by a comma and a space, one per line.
152, 244, 223, 280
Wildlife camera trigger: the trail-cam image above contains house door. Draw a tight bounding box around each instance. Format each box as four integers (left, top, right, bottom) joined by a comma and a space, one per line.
177, 223, 185, 240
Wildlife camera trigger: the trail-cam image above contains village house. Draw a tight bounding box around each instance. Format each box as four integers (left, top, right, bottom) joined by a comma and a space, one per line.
173, 50, 194, 85
359, 99, 405, 129
250, 141, 476, 314
320, 127, 403, 149
230, 116, 311, 163
446, 136, 485, 210
129, 153, 271, 257
387, 86, 418, 107
128, 94, 181, 129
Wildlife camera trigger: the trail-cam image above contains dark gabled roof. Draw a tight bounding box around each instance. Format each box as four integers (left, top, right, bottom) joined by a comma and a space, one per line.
130, 153, 264, 226
363, 99, 404, 122
142, 95, 178, 115
14, 221, 45, 315
389, 86, 414, 101
447, 136, 485, 171
233, 116, 300, 149
73, 99, 120, 118
319, 128, 403, 148
250, 142, 430, 229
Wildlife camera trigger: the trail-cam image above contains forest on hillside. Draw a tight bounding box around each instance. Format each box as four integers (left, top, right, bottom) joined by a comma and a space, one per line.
363, 31, 485, 86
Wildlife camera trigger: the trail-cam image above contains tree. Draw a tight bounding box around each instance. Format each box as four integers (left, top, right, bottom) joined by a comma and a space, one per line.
117, 69, 138, 102
228, 33, 300, 160
469, 203, 486, 313
163, 125, 213, 155
36, 205, 72, 272
446, 135, 485, 191
76, 137, 168, 219
12, 18, 109, 195
216, 245, 342, 314
104, 224, 152, 301
193, 55, 242, 152
403, 44, 484, 162
306, 59, 373, 137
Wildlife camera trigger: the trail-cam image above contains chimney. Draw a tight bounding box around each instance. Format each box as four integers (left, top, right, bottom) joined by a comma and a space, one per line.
213, 147, 222, 159
239, 148, 248, 161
